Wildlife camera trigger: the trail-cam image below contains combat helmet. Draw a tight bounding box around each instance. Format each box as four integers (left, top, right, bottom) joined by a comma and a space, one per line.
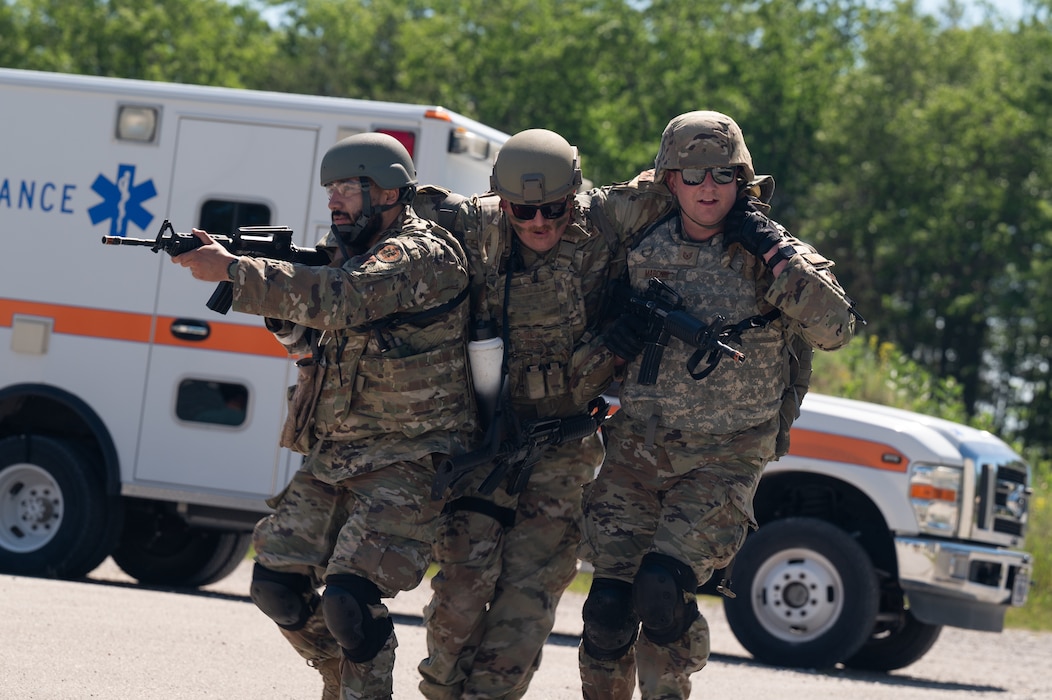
320, 132, 417, 200
320, 133, 418, 252
490, 129, 582, 204
654, 111, 755, 185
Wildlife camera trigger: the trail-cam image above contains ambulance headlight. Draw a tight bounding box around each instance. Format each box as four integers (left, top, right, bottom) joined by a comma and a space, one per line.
909, 464, 962, 536
117, 105, 160, 143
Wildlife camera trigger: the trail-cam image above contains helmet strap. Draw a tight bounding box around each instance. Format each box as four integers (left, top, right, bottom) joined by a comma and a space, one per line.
333, 178, 382, 255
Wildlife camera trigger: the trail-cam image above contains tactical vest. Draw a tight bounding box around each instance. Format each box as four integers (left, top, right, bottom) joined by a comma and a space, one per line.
283, 221, 475, 450
467, 193, 619, 419
619, 216, 791, 437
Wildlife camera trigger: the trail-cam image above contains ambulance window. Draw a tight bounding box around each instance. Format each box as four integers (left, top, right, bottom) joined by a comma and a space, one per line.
175, 379, 249, 427
376, 129, 416, 157
199, 200, 271, 234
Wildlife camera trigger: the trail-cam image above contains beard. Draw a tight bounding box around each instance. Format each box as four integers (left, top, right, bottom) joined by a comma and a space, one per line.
332, 209, 387, 255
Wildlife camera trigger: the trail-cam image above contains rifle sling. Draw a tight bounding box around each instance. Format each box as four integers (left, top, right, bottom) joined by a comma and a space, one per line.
684, 309, 782, 381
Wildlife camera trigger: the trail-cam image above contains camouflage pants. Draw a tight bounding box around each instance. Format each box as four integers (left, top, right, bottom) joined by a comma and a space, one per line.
254, 459, 444, 700
577, 414, 772, 700
418, 433, 603, 700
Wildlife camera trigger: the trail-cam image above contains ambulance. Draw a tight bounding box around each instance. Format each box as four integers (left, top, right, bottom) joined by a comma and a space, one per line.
0, 68, 508, 587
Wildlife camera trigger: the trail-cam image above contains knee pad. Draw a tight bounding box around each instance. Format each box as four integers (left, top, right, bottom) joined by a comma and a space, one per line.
633, 552, 700, 645
581, 577, 639, 661
249, 564, 318, 631
322, 574, 394, 663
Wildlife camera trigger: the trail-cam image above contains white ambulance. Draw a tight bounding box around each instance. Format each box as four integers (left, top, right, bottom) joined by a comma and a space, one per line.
0, 68, 508, 587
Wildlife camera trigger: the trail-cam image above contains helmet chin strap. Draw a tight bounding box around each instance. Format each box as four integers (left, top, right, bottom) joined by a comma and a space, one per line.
332, 178, 396, 256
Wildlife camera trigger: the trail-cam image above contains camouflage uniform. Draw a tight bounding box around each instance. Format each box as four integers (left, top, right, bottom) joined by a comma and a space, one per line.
578, 111, 856, 700
235, 206, 475, 700
418, 176, 671, 700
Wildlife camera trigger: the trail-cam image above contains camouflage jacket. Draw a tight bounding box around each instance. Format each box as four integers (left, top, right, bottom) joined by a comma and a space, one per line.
620, 214, 855, 436
231, 207, 476, 481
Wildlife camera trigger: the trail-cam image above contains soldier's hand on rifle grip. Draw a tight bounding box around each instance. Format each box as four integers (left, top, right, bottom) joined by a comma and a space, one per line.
172, 228, 240, 283
603, 313, 648, 364
724, 196, 783, 264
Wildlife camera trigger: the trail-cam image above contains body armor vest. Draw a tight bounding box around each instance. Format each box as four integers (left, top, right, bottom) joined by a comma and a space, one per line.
620, 217, 786, 435
470, 195, 616, 419
310, 225, 475, 443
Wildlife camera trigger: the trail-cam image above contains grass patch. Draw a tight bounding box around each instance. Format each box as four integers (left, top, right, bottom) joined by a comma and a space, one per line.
567, 570, 592, 596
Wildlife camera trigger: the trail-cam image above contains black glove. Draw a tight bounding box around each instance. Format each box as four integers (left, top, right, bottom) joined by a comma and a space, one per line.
604, 313, 648, 362
723, 196, 784, 264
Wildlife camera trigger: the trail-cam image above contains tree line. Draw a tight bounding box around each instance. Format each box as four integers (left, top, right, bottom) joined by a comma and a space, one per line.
3, 0, 1051, 454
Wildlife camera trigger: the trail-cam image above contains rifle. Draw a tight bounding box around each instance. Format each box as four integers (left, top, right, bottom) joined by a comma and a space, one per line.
431, 388, 608, 501
615, 277, 746, 385
101, 219, 330, 314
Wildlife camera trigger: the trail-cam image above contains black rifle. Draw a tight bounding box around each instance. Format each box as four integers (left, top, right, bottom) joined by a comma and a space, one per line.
431, 388, 608, 501
102, 219, 330, 314
615, 277, 746, 385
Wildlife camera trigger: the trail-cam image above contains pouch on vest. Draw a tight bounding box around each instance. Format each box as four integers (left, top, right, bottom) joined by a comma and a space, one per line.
569, 335, 617, 406
279, 357, 324, 454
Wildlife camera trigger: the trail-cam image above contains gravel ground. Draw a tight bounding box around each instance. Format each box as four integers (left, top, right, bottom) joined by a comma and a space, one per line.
3, 558, 1049, 699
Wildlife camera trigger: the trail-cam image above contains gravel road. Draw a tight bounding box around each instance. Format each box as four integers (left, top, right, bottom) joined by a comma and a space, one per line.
2, 558, 1049, 699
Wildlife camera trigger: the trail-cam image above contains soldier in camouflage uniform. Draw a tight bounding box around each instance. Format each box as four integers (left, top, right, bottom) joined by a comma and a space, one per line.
578, 111, 858, 699
173, 133, 475, 700
415, 129, 671, 700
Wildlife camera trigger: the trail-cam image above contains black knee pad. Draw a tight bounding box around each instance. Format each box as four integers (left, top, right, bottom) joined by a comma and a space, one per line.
582, 577, 639, 661
322, 574, 394, 663
633, 552, 700, 645
249, 564, 318, 631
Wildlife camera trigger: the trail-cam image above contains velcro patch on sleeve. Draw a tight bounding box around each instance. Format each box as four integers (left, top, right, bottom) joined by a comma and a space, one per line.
376, 243, 404, 264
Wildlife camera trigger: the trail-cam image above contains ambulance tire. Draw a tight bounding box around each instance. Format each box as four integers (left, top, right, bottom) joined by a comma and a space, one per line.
112, 506, 251, 588
0, 435, 123, 580
723, 517, 879, 670
842, 609, 942, 671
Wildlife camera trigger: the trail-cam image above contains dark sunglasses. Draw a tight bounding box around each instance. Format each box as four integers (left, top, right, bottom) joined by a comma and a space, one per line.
508, 196, 572, 221
680, 167, 737, 186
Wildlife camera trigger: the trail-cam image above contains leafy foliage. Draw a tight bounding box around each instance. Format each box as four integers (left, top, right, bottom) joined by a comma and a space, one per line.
810, 334, 983, 427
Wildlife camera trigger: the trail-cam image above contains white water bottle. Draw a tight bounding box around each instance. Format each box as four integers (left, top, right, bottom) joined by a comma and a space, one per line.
467, 320, 503, 429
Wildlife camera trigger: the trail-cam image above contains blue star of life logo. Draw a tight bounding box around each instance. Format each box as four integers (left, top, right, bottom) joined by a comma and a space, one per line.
88, 164, 157, 237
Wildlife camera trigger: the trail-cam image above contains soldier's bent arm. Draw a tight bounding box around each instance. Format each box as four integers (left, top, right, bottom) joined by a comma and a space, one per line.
231, 229, 468, 331
763, 239, 856, 351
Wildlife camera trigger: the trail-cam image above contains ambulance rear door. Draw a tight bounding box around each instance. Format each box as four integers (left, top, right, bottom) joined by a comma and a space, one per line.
133, 115, 318, 504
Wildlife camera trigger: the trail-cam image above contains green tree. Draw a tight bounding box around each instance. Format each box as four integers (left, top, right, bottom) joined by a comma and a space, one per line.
635, 0, 870, 220
807, 6, 1052, 443
2, 0, 276, 86
254, 0, 656, 183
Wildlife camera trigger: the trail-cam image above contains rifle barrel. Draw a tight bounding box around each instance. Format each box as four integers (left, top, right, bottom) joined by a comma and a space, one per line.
101, 236, 155, 246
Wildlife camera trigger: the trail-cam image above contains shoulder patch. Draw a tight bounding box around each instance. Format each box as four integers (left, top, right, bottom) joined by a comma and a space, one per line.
376, 243, 403, 264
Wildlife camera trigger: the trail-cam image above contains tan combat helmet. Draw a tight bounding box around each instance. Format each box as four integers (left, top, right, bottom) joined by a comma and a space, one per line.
320, 132, 417, 196
490, 129, 582, 204
654, 111, 755, 186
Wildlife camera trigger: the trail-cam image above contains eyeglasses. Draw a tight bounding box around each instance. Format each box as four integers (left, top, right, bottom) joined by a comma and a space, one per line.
324, 179, 363, 198
508, 196, 573, 221
680, 167, 737, 186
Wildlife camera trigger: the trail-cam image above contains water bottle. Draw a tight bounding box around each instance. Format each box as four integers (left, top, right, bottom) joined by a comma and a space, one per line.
467, 320, 503, 429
